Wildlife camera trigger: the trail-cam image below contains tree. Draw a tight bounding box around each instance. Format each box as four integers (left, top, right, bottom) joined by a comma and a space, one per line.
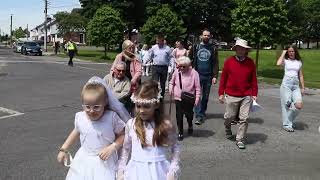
145, 0, 235, 42
79, 0, 146, 39
87, 6, 125, 59
286, 0, 306, 46
302, 0, 320, 48
13, 27, 26, 39
232, 0, 290, 70
141, 5, 186, 45
54, 11, 87, 38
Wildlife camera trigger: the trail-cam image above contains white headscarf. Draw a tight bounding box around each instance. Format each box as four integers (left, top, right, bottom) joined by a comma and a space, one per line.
86, 76, 131, 122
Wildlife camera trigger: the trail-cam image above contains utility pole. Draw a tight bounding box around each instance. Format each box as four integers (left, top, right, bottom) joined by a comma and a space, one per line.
10, 14, 13, 47
26, 24, 29, 40
44, 0, 48, 52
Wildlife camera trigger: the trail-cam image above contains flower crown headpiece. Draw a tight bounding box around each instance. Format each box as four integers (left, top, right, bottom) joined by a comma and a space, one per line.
130, 89, 163, 104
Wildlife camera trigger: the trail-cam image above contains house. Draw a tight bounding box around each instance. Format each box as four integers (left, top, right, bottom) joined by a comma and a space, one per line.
29, 19, 86, 45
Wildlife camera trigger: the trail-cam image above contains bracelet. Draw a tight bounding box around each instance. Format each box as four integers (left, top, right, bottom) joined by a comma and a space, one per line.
58, 147, 69, 154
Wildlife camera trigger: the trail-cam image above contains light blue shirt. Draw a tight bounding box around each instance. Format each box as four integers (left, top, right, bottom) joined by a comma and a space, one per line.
144, 44, 173, 66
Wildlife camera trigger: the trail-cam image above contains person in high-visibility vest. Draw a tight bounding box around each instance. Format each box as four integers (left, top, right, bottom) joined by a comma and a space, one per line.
67, 39, 77, 66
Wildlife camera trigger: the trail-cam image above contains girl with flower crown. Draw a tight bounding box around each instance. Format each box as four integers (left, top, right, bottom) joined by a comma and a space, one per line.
117, 80, 181, 180
57, 76, 131, 180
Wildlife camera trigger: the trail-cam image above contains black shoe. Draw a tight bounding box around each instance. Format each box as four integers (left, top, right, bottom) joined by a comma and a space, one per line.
188, 127, 193, 135
178, 134, 184, 141
225, 128, 232, 138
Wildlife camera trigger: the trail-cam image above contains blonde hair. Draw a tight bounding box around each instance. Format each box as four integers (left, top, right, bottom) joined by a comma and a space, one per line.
81, 83, 107, 105
122, 40, 134, 51
142, 44, 148, 50
176, 56, 191, 66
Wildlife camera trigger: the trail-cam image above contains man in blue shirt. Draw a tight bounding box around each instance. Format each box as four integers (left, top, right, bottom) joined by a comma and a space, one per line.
144, 34, 173, 98
189, 29, 219, 125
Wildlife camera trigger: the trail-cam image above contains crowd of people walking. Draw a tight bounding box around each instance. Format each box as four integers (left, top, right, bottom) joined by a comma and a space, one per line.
56, 29, 305, 180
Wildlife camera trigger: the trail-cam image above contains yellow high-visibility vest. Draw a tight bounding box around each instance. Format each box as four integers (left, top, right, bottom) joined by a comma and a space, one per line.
67, 42, 76, 50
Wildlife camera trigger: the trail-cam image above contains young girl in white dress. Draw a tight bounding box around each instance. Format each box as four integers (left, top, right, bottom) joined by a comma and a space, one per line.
117, 80, 181, 180
57, 76, 131, 180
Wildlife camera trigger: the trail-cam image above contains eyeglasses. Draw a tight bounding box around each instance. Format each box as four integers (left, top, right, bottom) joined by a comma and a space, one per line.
82, 104, 104, 112
178, 65, 188, 68
116, 69, 125, 72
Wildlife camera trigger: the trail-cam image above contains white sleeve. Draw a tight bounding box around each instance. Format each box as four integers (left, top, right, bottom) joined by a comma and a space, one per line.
167, 124, 181, 177
118, 119, 133, 172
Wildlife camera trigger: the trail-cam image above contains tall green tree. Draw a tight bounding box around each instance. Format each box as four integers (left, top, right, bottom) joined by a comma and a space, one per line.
87, 6, 125, 58
13, 27, 26, 39
145, 0, 235, 42
232, 0, 290, 70
54, 11, 87, 38
141, 5, 186, 45
302, 0, 320, 48
79, 0, 145, 35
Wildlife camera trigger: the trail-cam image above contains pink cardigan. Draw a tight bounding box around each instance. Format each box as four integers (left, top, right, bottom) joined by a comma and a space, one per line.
169, 67, 201, 105
111, 53, 142, 85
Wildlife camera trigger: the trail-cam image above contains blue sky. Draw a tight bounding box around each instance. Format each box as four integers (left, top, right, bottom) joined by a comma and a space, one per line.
0, 0, 81, 34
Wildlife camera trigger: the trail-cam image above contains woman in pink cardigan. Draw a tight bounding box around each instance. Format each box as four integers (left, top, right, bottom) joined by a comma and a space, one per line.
111, 40, 142, 93
169, 56, 201, 141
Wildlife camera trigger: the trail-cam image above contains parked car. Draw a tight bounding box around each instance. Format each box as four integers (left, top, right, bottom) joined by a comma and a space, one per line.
14, 42, 24, 53
21, 41, 42, 56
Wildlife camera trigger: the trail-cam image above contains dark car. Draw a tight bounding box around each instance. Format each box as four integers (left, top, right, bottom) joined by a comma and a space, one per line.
21, 41, 42, 56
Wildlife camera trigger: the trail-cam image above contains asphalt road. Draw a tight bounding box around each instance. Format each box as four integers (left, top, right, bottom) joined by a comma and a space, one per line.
1, 47, 320, 180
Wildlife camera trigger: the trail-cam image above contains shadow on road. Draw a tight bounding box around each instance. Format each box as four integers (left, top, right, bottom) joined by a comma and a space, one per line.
294, 121, 309, 130
248, 118, 264, 125
189, 129, 215, 138
227, 133, 268, 145
206, 113, 224, 119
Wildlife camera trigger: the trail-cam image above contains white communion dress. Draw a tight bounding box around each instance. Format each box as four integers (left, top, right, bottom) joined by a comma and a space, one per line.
66, 111, 125, 180
118, 118, 181, 180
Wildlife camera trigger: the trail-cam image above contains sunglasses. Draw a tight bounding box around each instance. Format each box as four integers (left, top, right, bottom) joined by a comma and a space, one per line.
178, 65, 188, 68
116, 69, 125, 72
82, 104, 104, 112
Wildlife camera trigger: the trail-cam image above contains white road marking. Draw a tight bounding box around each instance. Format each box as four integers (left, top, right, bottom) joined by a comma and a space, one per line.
0, 107, 24, 120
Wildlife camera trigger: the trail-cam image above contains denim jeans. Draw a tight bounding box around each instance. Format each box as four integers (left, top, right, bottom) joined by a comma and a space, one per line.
280, 76, 302, 128
195, 74, 212, 118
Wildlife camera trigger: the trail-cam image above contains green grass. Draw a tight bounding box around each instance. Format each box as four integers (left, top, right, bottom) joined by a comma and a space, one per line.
218, 49, 320, 89
58, 50, 118, 63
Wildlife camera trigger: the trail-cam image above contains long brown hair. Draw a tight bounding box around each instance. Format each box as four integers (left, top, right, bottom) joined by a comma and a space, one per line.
133, 80, 169, 147
285, 45, 302, 61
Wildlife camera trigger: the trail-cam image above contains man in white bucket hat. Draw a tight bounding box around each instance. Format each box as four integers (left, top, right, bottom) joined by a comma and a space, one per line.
218, 38, 258, 149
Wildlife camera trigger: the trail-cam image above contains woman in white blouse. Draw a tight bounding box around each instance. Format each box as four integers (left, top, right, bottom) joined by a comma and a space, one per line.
276, 46, 305, 132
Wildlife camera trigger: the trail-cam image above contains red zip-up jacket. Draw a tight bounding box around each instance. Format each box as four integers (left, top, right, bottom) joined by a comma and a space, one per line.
218, 56, 258, 97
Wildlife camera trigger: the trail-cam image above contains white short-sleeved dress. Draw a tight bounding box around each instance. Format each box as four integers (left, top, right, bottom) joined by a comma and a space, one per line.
66, 110, 125, 180
118, 118, 181, 180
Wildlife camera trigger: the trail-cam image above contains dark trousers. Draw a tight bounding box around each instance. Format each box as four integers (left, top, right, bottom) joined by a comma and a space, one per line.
195, 74, 212, 118
176, 100, 194, 134
152, 65, 168, 97
68, 50, 75, 66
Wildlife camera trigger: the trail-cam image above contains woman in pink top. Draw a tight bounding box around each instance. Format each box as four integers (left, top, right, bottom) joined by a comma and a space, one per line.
171, 40, 187, 70
169, 56, 201, 141
111, 40, 142, 93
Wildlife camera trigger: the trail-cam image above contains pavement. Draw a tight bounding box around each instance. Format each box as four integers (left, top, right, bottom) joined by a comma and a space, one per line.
1, 47, 320, 180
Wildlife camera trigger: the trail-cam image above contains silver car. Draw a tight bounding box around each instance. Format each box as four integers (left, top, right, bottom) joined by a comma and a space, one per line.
14, 42, 24, 53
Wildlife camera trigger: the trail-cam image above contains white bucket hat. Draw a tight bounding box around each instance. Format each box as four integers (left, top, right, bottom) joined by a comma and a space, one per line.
231, 38, 251, 50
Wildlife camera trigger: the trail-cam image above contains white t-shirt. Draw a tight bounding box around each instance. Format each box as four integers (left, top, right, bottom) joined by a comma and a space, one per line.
284, 59, 302, 77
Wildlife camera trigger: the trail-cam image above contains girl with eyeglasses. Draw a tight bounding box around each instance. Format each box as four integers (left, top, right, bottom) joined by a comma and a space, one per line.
57, 76, 130, 180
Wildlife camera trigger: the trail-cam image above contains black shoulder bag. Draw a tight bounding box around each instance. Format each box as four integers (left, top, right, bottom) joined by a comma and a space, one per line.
179, 72, 195, 105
